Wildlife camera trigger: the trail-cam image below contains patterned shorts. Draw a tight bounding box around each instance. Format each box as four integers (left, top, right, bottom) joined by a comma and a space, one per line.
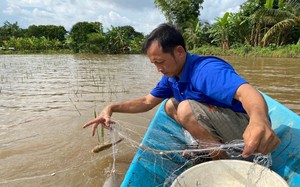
171, 98, 249, 143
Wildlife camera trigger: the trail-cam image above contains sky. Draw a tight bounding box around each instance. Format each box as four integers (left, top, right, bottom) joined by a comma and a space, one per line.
0, 0, 247, 34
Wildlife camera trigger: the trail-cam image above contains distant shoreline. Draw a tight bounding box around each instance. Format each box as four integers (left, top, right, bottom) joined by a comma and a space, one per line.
1, 44, 299, 58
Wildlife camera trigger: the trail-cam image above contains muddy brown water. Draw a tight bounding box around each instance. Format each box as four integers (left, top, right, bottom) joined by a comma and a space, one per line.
0, 54, 299, 186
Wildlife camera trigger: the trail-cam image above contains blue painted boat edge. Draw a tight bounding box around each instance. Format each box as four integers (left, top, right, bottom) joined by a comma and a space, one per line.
122, 93, 300, 186
261, 92, 300, 130
263, 93, 300, 186
121, 100, 169, 186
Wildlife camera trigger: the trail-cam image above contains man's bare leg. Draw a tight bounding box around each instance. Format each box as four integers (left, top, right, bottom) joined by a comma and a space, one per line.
165, 99, 227, 160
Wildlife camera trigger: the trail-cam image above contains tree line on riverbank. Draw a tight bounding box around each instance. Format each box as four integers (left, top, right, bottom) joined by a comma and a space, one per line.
0, 0, 299, 57
0, 22, 144, 54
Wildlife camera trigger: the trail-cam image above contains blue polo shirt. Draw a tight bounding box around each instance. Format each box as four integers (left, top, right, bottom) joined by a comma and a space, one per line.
150, 53, 247, 113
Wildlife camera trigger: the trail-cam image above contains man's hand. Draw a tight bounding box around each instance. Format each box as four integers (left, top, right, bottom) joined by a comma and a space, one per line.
242, 119, 281, 158
235, 84, 281, 158
82, 95, 163, 136
83, 107, 113, 136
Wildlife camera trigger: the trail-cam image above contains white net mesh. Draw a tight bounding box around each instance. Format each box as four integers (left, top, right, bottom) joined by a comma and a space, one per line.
96, 119, 274, 187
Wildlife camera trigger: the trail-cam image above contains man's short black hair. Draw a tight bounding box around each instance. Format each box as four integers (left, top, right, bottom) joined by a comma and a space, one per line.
142, 23, 186, 54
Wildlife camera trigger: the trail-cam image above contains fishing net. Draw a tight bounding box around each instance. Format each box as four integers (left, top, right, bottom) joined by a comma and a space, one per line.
99, 97, 299, 187
99, 116, 274, 187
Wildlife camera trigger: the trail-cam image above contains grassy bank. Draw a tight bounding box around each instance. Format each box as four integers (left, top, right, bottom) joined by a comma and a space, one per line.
191, 44, 300, 58
1, 44, 299, 58
0, 49, 73, 55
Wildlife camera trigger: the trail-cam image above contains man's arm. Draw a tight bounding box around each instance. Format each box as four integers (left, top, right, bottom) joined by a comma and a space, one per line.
83, 94, 164, 136
107, 94, 164, 114
234, 84, 281, 158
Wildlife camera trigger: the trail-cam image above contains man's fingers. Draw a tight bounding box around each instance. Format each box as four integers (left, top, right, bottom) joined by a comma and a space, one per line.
242, 140, 259, 158
91, 123, 99, 136
83, 116, 105, 128
242, 134, 281, 157
242, 129, 260, 158
260, 136, 281, 155
101, 118, 115, 129
82, 118, 97, 128
82, 122, 92, 128
83, 115, 114, 136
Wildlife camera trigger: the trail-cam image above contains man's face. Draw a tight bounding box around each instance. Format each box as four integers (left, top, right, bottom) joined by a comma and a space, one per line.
146, 41, 185, 78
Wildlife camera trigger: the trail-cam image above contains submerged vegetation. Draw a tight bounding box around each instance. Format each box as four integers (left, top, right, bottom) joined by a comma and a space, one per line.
0, 0, 299, 58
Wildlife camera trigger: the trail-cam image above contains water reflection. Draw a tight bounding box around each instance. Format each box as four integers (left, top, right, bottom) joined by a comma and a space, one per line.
0, 54, 299, 186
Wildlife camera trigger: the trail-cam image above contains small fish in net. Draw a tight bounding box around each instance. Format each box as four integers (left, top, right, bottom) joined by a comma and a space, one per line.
92, 137, 124, 153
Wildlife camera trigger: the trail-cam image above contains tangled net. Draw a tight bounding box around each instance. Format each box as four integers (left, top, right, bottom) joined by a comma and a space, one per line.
100, 120, 273, 186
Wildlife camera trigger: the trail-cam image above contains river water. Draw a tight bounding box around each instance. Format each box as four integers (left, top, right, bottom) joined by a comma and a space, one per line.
0, 54, 299, 186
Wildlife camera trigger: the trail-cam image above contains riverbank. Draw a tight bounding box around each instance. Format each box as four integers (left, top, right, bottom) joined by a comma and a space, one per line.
191, 44, 300, 58
0, 49, 73, 55
1, 44, 299, 58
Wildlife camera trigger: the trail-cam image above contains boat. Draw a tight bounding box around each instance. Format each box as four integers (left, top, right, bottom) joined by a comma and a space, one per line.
121, 92, 300, 187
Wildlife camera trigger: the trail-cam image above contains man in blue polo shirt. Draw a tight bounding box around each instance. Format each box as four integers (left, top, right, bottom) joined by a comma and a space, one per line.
83, 23, 280, 159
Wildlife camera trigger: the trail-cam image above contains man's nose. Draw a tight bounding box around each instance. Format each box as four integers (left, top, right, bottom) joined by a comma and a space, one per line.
156, 65, 163, 72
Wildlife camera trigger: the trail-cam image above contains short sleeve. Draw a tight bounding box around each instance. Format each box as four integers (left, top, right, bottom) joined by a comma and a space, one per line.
150, 75, 173, 98
193, 59, 248, 106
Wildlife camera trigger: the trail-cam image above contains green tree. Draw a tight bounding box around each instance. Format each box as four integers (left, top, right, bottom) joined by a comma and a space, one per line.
129, 36, 144, 53
70, 21, 104, 53
29, 37, 40, 51
51, 39, 63, 50
19, 37, 31, 50
262, 0, 300, 46
0, 21, 24, 46
243, 0, 300, 47
154, 0, 204, 30
227, 12, 251, 45
183, 20, 201, 50
26, 25, 67, 41
240, 0, 266, 17
105, 26, 127, 54
209, 12, 231, 50
239, 0, 266, 47
105, 26, 144, 54
86, 33, 106, 53
121, 26, 144, 53
39, 36, 50, 50
183, 20, 213, 50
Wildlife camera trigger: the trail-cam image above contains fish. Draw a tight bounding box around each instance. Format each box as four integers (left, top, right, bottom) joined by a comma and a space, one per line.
92, 138, 124, 153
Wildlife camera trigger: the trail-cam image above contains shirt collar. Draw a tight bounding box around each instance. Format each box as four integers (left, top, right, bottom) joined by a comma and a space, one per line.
179, 52, 192, 82
169, 52, 192, 83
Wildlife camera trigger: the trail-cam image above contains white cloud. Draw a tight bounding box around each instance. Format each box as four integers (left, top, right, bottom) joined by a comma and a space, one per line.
131, 9, 166, 34
98, 11, 134, 29
98, 0, 154, 11
32, 8, 54, 18
6, 0, 43, 7
201, 0, 247, 22
108, 11, 131, 23
3, 3, 31, 16
3, 4, 17, 15
1, 0, 247, 34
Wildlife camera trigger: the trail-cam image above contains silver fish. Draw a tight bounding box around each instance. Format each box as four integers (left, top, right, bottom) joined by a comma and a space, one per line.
92, 138, 124, 153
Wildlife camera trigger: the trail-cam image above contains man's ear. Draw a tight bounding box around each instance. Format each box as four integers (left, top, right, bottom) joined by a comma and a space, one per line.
175, 45, 186, 58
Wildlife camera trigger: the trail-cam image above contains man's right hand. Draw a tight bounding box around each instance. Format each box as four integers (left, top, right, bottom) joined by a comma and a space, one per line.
83, 107, 113, 136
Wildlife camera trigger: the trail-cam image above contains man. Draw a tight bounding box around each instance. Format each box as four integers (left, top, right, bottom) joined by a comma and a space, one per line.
83, 23, 280, 159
